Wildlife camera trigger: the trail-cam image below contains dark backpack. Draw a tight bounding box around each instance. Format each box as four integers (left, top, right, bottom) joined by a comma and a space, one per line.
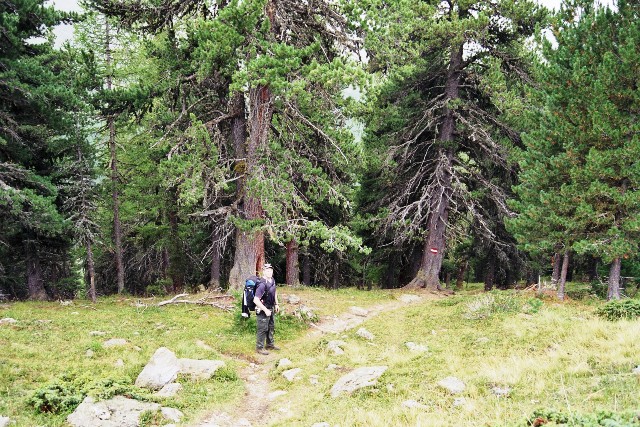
241, 275, 263, 317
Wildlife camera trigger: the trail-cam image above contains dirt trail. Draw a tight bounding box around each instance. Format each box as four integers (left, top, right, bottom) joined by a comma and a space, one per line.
192, 292, 430, 427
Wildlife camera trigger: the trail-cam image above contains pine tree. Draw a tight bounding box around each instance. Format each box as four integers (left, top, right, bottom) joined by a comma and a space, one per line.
354, 0, 546, 289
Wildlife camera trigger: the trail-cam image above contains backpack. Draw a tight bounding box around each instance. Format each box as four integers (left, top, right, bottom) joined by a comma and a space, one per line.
241, 275, 263, 318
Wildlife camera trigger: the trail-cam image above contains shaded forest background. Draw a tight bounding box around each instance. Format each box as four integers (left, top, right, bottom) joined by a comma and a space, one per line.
1, 0, 639, 301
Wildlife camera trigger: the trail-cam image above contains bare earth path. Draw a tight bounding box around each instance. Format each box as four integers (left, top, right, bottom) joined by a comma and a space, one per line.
192, 293, 428, 427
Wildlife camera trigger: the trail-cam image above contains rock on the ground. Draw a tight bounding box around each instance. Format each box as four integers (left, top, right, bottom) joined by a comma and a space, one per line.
135, 347, 180, 390
402, 399, 425, 409
476, 337, 490, 344
277, 358, 293, 369
89, 331, 106, 336
399, 294, 421, 303
268, 390, 288, 400
405, 342, 429, 353
282, 368, 302, 382
114, 359, 124, 368
633, 366, 640, 375
491, 386, 511, 397
156, 383, 183, 398
356, 328, 375, 341
103, 338, 127, 348
0, 416, 10, 427
350, 306, 369, 317
309, 374, 320, 385
67, 396, 170, 427
286, 294, 301, 305
178, 358, 225, 380
437, 376, 466, 394
326, 364, 340, 371
0, 318, 17, 325
294, 305, 315, 320
85, 349, 94, 358
311, 423, 330, 427
327, 340, 346, 355
330, 366, 387, 397
161, 407, 183, 423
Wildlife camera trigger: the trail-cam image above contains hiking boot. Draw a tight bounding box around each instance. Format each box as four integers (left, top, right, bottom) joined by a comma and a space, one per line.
256, 348, 269, 355
266, 345, 280, 351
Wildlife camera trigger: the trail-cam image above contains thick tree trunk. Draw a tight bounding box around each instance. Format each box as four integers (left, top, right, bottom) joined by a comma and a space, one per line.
302, 251, 311, 286
167, 200, 184, 293
557, 251, 569, 301
286, 239, 300, 286
105, 19, 125, 295
25, 243, 47, 301
332, 252, 340, 290
87, 242, 96, 303
455, 259, 468, 291
551, 252, 561, 286
405, 44, 462, 290
607, 257, 622, 300
229, 84, 272, 290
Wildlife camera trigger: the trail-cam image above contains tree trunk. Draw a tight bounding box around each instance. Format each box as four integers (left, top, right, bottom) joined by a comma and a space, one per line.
302, 250, 311, 286
167, 199, 184, 293
87, 241, 96, 303
228, 84, 272, 290
484, 253, 496, 291
405, 44, 462, 290
551, 252, 561, 286
286, 238, 300, 286
25, 243, 47, 301
332, 252, 340, 290
105, 18, 125, 295
209, 225, 221, 289
455, 259, 468, 291
607, 257, 622, 300
557, 251, 569, 301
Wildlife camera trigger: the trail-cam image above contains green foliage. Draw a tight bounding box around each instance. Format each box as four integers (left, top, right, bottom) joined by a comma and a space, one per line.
596, 299, 640, 321
28, 373, 150, 414
522, 408, 640, 426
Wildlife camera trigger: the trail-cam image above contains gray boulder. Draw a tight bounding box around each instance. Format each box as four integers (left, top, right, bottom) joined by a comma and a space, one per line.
0, 318, 17, 325
161, 407, 183, 423
356, 328, 375, 341
350, 306, 369, 317
330, 366, 387, 397
156, 383, 183, 398
405, 342, 429, 353
135, 347, 180, 390
178, 358, 225, 380
103, 338, 127, 348
0, 416, 10, 427
282, 368, 302, 382
286, 294, 301, 304
67, 396, 163, 427
327, 340, 346, 355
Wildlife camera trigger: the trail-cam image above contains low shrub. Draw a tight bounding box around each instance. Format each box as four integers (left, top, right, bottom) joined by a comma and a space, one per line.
523, 408, 640, 426
464, 291, 522, 320
596, 299, 640, 321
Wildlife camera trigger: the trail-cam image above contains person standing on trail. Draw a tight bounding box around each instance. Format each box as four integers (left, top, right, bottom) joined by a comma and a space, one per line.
254, 263, 280, 355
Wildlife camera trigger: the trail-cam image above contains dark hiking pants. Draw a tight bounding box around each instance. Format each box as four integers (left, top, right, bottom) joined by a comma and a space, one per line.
256, 310, 275, 349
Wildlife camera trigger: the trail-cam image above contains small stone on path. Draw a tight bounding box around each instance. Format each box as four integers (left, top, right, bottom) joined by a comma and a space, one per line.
350, 306, 369, 317
85, 349, 94, 358
103, 338, 127, 348
327, 340, 346, 355
282, 368, 302, 382
277, 358, 293, 369
356, 328, 375, 341
326, 364, 340, 371
633, 366, 640, 375
438, 376, 466, 394
491, 386, 511, 397
286, 294, 301, 304
90, 331, 106, 336
196, 340, 213, 351
135, 347, 180, 390
0, 318, 17, 325
0, 416, 10, 427
161, 407, 183, 423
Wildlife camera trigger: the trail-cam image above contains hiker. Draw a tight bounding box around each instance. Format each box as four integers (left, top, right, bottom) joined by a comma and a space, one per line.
254, 263, 280, 355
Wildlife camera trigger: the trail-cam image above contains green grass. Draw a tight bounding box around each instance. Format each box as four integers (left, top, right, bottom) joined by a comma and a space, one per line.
1, 286, 639, 426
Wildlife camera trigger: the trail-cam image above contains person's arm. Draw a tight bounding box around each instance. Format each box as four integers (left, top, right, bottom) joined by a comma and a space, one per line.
274, 289, 280, 313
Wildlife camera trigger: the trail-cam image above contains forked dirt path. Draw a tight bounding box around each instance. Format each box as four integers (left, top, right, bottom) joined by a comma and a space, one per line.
192, 292, 434, 427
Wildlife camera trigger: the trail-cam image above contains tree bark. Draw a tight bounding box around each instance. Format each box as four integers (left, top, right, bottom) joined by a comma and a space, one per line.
302, 250, 311, 286
228, 85, 272, 290
209, 226, 221, 289
405, 44, 462, 290
332, 252, 340, 290
484, 252, 496, 291
105, 18, 125, 294
607, 257, 622, 300
87, 242, 96, 303
286, 238, 300, 286
557, 251, 569, 301
167, 199, 184, 293
551, 252, 561, 286
25, 242, 47, 301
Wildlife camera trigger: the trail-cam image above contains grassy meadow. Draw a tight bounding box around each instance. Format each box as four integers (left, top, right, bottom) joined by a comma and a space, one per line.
1, 285, 639, 426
